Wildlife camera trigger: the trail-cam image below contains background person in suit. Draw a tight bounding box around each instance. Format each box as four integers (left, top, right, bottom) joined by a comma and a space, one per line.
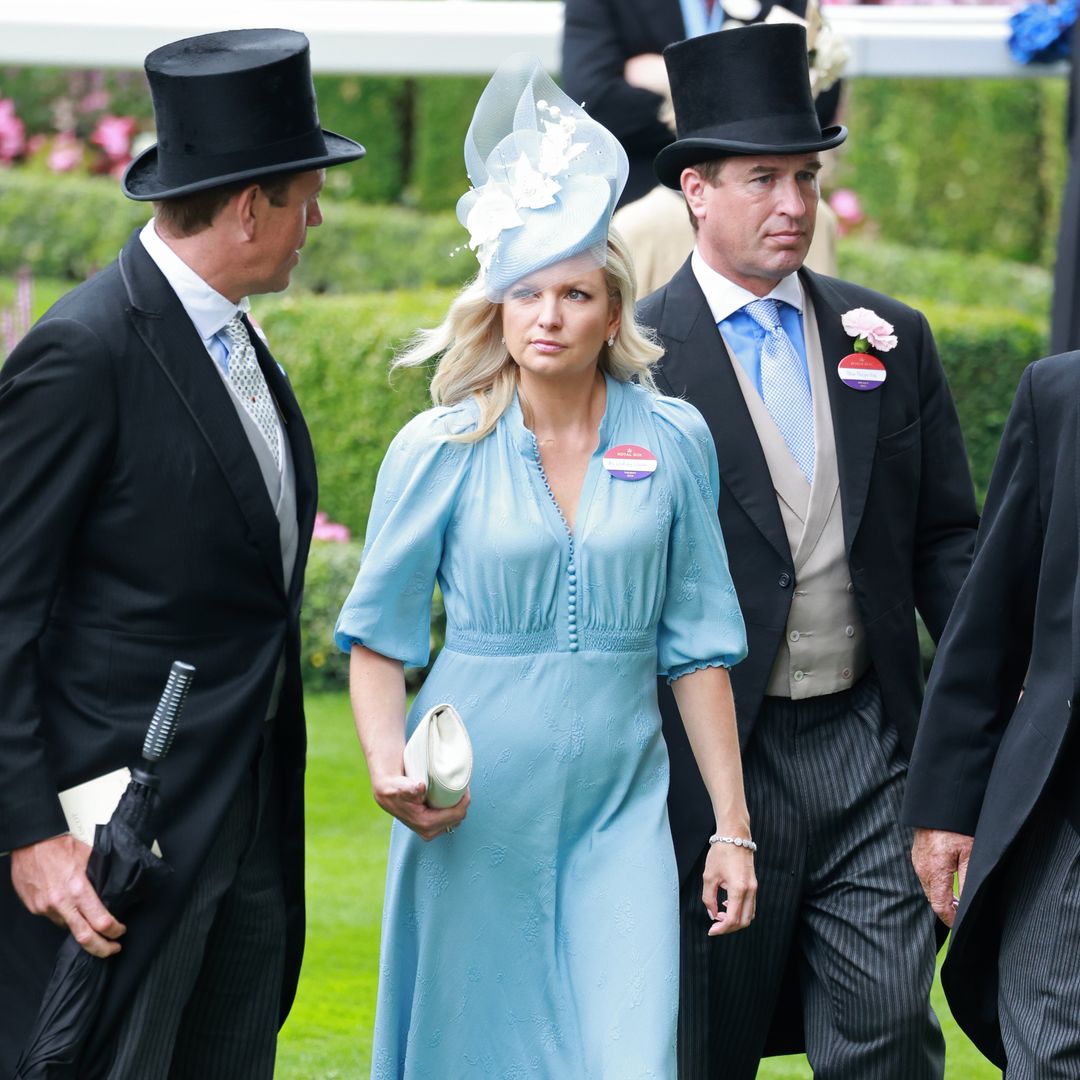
561, 0, 844, 294
904, 354, 1080, 1072
0, 29, 363, 1079
638, 24, 978, 1079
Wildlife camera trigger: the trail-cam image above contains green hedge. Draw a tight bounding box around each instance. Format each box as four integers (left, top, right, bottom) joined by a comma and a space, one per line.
0, 171, 471, 291
917, 298, 1047, 503
837, 77, 1067, 267
838, 237, 1051, 321
0, 169, 1057, 319
3, 64, 1069, 264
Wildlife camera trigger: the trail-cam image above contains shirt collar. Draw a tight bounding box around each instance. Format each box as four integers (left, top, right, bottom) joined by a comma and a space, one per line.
691, 246, 805, 325
139, 219, 249, 345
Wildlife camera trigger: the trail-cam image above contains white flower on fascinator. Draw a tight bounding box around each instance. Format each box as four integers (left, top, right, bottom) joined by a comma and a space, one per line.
538, 115, 586, 177
510, 152, 560, 209
465, 186, 524, 267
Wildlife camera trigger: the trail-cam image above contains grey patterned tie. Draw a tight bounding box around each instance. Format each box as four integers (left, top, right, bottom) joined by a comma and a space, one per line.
221, 314, 282, 470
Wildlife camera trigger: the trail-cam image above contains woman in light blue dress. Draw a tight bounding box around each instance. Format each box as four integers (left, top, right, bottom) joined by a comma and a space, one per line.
336, 57, 755, 1079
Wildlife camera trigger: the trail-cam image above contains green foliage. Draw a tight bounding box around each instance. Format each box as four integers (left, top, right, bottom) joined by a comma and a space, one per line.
0, 65, 152, 134
920, 298, 1047, 503
838, 237, 1052, 320
300, 539, 364, 693
255, 288, 450, 537
313, 75, 408, 205
0, 171, 472, 291
0, 172, 147, 280
409, 76, 487, 211
299, 538, 446, 694
837, 77, 1067, 265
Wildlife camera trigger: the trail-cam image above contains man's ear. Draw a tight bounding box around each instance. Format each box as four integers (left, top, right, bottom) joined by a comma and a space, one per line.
232, 184, 261, 240
681, 168, 708, 226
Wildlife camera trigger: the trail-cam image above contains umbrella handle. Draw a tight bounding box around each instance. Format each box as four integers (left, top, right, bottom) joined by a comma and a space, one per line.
142, 661, 195, 768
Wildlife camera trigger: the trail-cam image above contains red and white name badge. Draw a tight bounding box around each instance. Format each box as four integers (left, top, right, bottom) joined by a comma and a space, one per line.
602, 444, 657, 482
838, 353, 887, 392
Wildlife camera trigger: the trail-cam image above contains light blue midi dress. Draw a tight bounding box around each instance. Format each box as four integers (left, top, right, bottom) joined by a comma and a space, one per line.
336, 374, 746, 1079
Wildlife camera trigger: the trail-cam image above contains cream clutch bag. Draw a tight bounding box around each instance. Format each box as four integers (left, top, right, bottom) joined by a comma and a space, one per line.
403, 702, 472, 808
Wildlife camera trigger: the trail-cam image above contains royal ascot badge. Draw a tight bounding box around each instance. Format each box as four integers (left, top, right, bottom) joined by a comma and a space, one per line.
838, 307, 898, 393
603, 444, 657, 482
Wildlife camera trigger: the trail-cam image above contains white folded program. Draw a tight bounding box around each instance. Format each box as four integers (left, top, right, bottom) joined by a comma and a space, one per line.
403, 702, 473, 809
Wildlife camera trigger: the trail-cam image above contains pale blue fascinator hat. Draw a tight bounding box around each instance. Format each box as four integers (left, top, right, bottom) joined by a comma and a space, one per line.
456, 54, 629, 302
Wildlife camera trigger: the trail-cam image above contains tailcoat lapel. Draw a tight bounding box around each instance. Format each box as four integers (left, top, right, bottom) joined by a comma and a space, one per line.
653, 260, 790, 564
801, 268, 882, 552
117, 234, 289, 599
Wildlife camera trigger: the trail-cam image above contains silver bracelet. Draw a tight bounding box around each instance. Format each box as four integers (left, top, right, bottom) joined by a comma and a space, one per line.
709, 834, 757, 853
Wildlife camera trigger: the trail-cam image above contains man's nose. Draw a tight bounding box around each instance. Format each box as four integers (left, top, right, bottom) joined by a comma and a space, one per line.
775, 179, 807, 218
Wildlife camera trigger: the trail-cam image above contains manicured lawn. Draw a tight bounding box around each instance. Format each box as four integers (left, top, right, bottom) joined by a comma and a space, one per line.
280, 692, 998, 1079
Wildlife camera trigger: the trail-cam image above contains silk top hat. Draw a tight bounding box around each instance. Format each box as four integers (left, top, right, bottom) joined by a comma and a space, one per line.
122, 28, 366, 201
654, 23, 846, 190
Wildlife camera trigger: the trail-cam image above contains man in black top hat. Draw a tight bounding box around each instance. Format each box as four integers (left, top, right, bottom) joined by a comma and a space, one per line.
0, 29, 363, 1078
638, 23, 977, 1079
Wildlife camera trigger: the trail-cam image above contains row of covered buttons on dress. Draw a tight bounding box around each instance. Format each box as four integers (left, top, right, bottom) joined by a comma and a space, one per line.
532, 435, 579, 653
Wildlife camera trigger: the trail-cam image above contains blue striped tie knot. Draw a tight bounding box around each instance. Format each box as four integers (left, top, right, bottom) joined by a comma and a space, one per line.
742, 298, 815, 483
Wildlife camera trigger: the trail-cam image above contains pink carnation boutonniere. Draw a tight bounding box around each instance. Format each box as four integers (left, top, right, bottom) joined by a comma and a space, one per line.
837, 307, 897, 392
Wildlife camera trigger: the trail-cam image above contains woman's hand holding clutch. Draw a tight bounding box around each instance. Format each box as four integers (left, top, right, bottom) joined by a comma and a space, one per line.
370, 773, 470, 841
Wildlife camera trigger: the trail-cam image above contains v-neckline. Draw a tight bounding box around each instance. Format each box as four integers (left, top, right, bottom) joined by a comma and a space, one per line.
513, 373, 617, 543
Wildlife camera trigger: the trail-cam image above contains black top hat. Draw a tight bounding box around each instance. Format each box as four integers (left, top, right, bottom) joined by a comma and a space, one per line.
122, 28, 366, 201
654, 23, 846, 190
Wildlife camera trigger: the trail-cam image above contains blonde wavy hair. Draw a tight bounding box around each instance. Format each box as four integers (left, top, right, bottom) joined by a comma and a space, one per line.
394, 229, 664, 443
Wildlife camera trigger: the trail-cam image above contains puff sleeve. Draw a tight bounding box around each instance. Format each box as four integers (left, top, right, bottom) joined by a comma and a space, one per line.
653, 397, 748, 682
334, 405, 476, 667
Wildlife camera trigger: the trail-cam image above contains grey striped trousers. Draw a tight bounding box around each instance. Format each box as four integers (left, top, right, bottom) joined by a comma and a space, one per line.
998, 797, 1080, 1078
105, 729, 286, 1080
678, 675, 945, 1080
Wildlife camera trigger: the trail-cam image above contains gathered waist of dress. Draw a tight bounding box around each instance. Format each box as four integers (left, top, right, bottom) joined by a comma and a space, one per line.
444, 625, 657, 657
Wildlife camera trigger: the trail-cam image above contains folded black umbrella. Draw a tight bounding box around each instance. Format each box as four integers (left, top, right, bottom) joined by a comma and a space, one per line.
13, 661, 195, 1080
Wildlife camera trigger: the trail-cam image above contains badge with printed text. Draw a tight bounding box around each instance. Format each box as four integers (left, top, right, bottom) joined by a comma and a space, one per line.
838, 352, 887, 392
603, 444, 657, 481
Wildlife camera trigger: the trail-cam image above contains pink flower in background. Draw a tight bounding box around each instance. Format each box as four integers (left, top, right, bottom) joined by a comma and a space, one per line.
90, 114, 138, 162
842, 307, 898, 353
47, 132, 84, 173
829, 187, 863, 225
0, 99, 26, 163
313, 511, 352, 543
79, 89, 110, 114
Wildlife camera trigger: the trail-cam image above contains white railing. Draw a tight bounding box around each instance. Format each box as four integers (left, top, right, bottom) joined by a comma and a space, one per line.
0, 2, 1062, 79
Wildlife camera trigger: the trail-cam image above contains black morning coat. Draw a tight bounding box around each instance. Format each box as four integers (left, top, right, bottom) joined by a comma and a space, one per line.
0, 231, 317, 1076
903, 352, 1080, 1068
638, 260, 979, 1054
561, 0, 831, 209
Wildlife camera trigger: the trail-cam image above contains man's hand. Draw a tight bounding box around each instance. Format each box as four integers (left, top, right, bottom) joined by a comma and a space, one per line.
10, 834, 126, 957
911, 827, 975, 928
623, 53, 670, 98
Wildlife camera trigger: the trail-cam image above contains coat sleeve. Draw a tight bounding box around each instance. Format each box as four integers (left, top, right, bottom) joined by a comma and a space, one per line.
911, 309, 980, 640
0, 318, 118, 851
560, 0, 674, 162
902, 364, 1041, 834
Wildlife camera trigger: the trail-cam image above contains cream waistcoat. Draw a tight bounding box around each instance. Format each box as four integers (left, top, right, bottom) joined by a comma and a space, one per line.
724, 294, 869, 699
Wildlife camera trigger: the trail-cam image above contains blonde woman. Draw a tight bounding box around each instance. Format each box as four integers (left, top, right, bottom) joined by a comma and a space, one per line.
336, 56, 754, 1078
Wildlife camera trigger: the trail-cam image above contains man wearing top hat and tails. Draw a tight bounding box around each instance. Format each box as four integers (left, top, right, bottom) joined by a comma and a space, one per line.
0, 29, 363, 1078
638, 24, 978, 1079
